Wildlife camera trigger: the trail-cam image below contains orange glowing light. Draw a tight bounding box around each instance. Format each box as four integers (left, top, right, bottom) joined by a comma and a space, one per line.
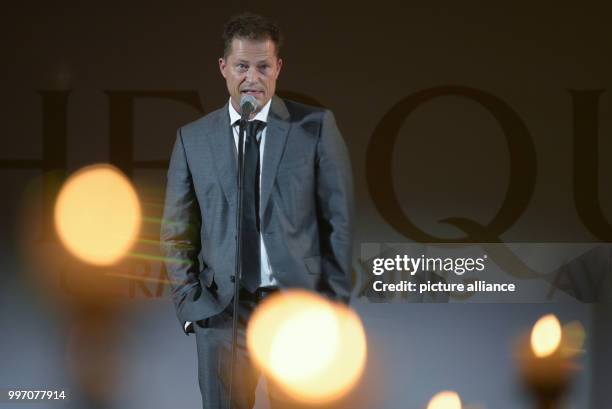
561, 321, 586, 358
530, 314, 562, 358
427, 391, 462, 409
247, 290, 367, 404
54, 164, 141, 265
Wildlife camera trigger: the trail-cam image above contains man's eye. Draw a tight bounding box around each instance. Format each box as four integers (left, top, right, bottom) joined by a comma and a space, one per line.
237, 64, 247, 70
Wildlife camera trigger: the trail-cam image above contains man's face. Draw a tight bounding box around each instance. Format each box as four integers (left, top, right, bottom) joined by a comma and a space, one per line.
219, 37, 282, 115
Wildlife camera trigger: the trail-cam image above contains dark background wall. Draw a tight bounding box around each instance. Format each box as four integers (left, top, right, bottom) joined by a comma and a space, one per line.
1, 2, 610, 408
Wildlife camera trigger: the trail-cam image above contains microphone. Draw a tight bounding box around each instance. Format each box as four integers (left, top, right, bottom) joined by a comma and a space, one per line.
240, 94, 259, 120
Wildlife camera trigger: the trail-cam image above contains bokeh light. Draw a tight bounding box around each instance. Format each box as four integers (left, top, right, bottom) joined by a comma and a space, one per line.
247, 290, 367, 404
530, 314, 562, 358
427, 391, 462, 409
561, 321, 586, 358
54, 164, 141, 265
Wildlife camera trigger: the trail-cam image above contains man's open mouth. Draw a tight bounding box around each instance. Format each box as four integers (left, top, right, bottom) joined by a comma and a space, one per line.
241, 90, 263, 95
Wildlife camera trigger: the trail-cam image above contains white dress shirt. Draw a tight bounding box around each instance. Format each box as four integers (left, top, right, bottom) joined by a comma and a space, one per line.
228, 97, 277, 288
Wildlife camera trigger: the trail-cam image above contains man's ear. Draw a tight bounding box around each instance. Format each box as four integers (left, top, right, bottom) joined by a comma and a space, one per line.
219, 58, 227, 79
276, 58, 283, 77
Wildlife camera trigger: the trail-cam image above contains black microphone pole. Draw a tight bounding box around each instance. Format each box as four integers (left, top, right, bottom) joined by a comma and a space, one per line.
228, 100, 253, 409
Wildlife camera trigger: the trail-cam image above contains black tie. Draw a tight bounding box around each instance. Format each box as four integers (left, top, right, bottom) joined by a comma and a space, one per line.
241, 119, 265, 292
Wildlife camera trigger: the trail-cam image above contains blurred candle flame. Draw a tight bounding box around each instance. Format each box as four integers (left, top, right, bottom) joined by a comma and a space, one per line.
530, 314, 562, 358
427, 390, 462, 409
247, 290, 367, 404
54, 164, 141, 265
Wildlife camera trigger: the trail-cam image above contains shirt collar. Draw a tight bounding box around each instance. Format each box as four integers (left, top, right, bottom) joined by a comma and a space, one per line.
228, 97, 272, 126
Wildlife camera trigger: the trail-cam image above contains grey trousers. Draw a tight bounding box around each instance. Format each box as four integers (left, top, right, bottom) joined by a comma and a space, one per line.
193, 297, 303, 409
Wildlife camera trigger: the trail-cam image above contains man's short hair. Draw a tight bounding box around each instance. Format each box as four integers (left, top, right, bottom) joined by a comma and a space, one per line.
222, 12, 282, 58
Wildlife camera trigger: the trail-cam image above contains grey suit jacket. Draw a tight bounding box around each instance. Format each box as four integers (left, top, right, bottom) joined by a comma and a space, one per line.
160, 96, 354, 329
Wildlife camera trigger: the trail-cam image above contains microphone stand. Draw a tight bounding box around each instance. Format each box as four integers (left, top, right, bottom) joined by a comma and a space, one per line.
228, 116, 247, 409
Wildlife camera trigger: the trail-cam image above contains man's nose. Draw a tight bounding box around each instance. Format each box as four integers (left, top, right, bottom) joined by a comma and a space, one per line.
246, 66, 260, 82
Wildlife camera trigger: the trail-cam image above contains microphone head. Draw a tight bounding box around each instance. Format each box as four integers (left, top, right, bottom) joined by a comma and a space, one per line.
240, 94, 259, 118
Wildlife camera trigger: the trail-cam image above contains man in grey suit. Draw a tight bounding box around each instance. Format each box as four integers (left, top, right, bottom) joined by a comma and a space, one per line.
160, 12, 354, 409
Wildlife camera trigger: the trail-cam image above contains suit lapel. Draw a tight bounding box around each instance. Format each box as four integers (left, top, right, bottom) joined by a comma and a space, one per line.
261, 96, 290, 218
208, 102, 238, 207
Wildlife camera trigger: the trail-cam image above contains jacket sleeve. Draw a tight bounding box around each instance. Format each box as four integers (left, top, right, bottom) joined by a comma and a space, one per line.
315, 110, 355, 303
160, 128, 203, 326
